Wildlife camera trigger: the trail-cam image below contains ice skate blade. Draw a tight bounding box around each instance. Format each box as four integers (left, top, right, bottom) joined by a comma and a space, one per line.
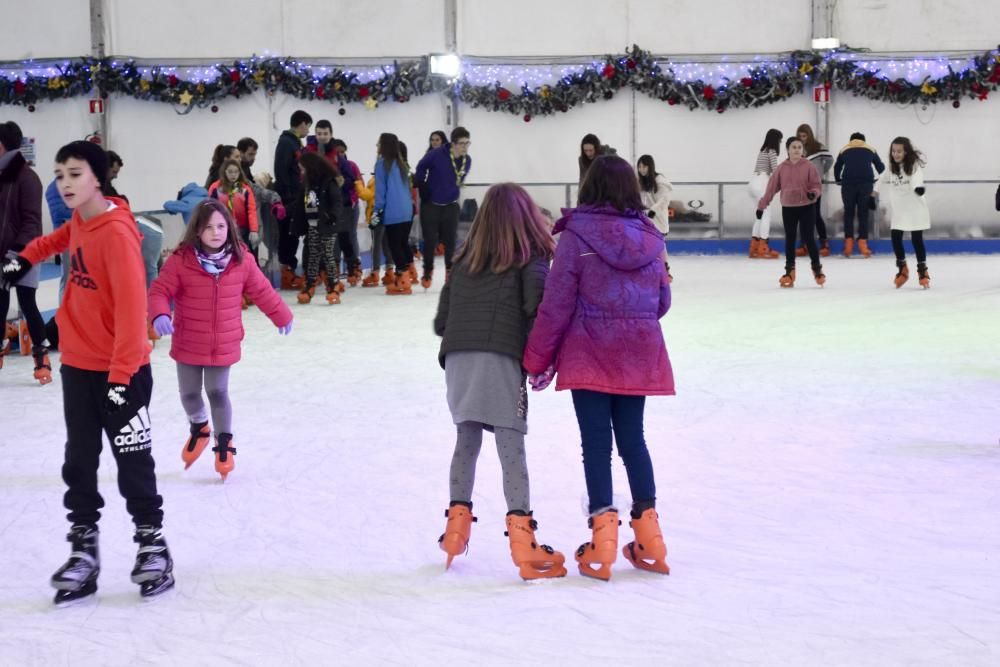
140, 573, 175, 598
623, 544, 671, 575
518, 563, 568, 580
576, 562, 613, 581
53, 581, 97, 605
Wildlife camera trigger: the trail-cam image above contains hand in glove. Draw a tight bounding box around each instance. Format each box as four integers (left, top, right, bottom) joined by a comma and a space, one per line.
868, 196, 878, 210
1, 254, 32, 290
914, 186, 925, 196
528, 366, 555, 392
755, 209, 764, 220
806, 192, 817, 201
647, 210, 656, 219
152, 315, 174, 337
248, 231, 261, 248
271, 202, 286, 220
103, 383, 130, 414
278, 320, 293, 336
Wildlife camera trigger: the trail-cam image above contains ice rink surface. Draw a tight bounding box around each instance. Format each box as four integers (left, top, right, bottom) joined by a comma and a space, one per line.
1, 254, 998, 666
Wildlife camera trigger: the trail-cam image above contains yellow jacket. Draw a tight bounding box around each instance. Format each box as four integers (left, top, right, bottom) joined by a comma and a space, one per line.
355, 177, 375, 223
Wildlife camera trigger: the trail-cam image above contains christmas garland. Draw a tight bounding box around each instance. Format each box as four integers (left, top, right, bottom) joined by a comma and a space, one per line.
1, 45, 998, 115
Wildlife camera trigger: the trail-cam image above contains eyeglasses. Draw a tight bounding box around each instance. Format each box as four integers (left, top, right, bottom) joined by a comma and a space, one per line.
455, 140, 471, 146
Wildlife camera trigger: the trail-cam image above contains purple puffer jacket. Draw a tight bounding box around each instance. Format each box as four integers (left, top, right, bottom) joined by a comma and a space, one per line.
523, 205, 674, 396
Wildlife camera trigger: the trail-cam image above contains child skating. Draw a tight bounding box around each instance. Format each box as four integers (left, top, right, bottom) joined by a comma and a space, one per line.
433, 182, 565, 581
756, 137, 825, 288
1, 141, 173, 602
148, 199, 293, 481
872, 137, 932, 289
524, 155, 674, 582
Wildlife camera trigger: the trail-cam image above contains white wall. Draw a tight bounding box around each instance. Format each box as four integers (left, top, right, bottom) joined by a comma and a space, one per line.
2, 0, 998, 235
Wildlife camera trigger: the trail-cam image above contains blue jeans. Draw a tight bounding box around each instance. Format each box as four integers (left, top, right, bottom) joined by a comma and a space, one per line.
570, 390, 656, 514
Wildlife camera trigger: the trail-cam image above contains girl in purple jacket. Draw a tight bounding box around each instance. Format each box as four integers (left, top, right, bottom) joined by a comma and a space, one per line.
523, 155, 674, 581
148, 200, 293, 481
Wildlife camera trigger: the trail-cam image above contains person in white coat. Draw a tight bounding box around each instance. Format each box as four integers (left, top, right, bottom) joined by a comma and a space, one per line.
872, 137, 930, 289
637, 154, 673, 280
747, 129, 782, 259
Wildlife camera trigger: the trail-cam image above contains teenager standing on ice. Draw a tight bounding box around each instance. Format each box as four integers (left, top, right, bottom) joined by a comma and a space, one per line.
1, 141, 173, 602
636, 154, 674, 280
757, 137, 825, 288
208, 158, 259, 263
796, 124, 833, 257
747, 129, 782, 259
434, 183, 566, 580
523, 155, 673, 582
873, 137, 932, 289
834, 131, 885, 258
374, 133, 417, 295
148, 199, 292, 481
295, 152, 347, 304
415, 126, 471, 289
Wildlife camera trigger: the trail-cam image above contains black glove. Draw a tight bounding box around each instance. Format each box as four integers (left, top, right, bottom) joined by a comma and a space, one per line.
868, 197, 878, 210
755, 209, 763, 220
914, 186, 925, 196
103, 383, 130, 414
647, 210, 656, 218
1, 254, 32, 290
806, 192, 817, 201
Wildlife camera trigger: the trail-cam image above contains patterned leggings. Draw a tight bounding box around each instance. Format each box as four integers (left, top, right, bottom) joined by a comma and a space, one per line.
305, 226, 338, 288
449, 421, 530, 513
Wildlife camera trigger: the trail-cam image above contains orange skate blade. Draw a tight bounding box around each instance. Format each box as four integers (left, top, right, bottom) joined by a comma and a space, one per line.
518, 562, 567, 580
577, 561, 613, 581
623, 543, 670, 574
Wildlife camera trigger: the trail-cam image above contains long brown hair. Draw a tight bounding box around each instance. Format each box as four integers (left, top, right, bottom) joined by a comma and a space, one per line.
453, 183, 555, 275
578, 154, 644, 212
177, 198, 245, 262
217, 158, 248, 189
889, 137, 925, 176
795, 123, 824, 156
299, 151, 340, 191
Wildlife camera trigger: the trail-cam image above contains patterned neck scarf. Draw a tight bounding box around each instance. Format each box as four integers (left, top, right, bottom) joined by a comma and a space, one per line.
196, 247, 232, 275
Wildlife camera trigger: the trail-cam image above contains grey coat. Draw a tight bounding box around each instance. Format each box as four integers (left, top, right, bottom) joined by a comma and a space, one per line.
434, 255, 550, 369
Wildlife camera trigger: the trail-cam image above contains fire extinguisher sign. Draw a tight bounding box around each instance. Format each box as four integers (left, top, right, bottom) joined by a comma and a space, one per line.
813, 85, 830, 104
89, 98, 105, 114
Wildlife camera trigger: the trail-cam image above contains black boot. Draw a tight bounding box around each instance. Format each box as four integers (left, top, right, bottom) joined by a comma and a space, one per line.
51, 524, 100, 604
131, 525, 175, 597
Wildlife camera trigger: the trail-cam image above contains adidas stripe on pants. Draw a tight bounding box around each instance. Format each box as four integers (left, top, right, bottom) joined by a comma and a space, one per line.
60, 364, 164, 528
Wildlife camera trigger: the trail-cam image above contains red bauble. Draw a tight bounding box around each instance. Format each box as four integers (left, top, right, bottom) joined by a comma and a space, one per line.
230, 70, 240, 83
523, 114, 531, 122
13, 79, 26, 95
358, 86, 370, 98
702, 85, 716, 101
990, 67, 1000, 84
888, 82, 902, 94
667, 98, 677, 106
866, 77, 878, 88
602, 64, 616, 79
211, 105, 219, 113
167, 74, 179, 87
717, 106, 725, 113
315, 86, 326, 100
740, 77, 753, 88
625, 58, 636, 70
497, 88, 511, 101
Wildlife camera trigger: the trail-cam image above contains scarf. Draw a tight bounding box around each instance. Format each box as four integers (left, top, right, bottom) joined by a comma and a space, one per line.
196, 247, 232, 276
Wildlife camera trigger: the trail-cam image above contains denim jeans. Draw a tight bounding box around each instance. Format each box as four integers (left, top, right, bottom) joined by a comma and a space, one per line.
570, 390, 656, 514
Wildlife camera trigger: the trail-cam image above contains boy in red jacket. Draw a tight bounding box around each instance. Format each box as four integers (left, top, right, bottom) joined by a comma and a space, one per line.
1, 141, 173, 603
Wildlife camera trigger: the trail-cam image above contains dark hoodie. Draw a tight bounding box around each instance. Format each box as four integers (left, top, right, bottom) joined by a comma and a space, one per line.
834, 139, 885, 186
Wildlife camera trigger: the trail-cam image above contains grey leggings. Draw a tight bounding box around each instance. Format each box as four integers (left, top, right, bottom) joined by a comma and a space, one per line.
449, 421, 530, 513
176, 363, 232, 433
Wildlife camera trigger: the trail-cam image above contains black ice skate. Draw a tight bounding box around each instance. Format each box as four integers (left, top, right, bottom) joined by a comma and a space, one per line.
131, 525, 174, 597
51, 524, 100, 605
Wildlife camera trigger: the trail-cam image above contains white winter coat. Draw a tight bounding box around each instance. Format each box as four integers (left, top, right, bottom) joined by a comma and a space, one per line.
640, 174, 673, 234
875, 164, 930, 232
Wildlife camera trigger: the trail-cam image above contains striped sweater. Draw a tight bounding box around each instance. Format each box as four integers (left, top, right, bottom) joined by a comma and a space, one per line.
753, 149, 779, 175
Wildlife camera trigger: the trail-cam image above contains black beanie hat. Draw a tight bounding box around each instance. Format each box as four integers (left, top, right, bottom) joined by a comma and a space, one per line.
55, 140, 109, 189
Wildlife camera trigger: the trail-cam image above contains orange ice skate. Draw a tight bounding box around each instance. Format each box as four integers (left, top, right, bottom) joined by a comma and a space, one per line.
622, 508, 670, 575
574, 510, 619, 581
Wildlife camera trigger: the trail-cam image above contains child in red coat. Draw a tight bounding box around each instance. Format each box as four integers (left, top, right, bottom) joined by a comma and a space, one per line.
148, 199, 292, 481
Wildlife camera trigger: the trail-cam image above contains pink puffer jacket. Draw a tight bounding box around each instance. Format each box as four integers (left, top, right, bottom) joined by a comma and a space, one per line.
148, 246, 292, 367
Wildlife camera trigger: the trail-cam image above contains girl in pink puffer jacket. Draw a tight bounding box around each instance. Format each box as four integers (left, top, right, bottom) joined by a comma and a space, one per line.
148, 199, 293, 481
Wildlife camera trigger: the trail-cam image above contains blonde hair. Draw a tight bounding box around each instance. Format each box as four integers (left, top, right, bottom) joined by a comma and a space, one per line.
454, 183, 556, 274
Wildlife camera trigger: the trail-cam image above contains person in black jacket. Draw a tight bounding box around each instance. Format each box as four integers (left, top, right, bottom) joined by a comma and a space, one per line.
432, 182, 566, 581
273, 110, 312, 282
833, 132, 885, 257
296, 152, 343, 304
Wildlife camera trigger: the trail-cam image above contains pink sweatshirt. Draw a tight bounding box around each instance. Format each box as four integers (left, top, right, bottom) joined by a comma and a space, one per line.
757, 158, 822, 209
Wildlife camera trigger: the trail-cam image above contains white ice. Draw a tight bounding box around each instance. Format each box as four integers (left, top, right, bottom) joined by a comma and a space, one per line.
1, 255, 999, 666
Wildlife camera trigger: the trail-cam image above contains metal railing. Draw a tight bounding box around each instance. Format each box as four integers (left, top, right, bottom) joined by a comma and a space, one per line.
462, 179, 1000, 240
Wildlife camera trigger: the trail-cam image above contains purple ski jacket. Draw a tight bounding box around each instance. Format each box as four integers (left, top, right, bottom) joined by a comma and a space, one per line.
523, 205, 675, 396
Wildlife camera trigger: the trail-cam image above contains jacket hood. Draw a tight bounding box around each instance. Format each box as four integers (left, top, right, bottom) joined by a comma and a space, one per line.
555, 205, 664, 271
0, 151, 27, 183
840, 139, 876, 154
73, 196, 137, 233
